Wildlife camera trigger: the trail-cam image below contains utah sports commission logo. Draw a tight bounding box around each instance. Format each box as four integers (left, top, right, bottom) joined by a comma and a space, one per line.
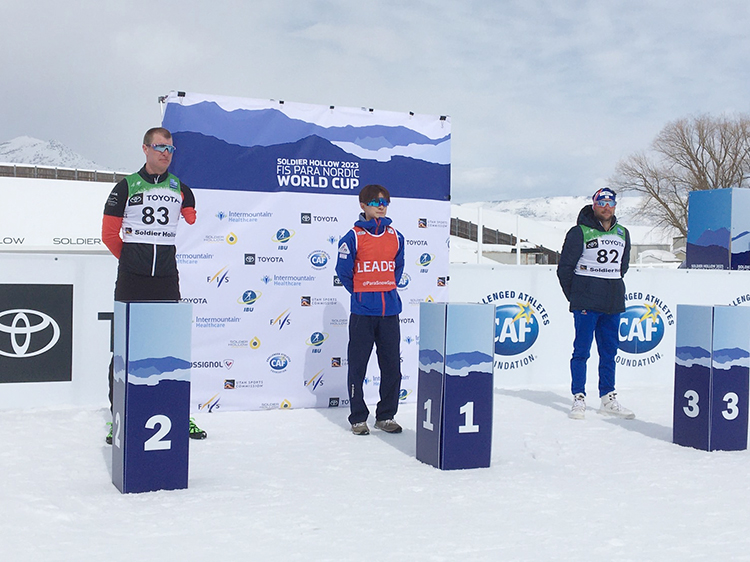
482, 290, 551, 370
617, 292, 673, 368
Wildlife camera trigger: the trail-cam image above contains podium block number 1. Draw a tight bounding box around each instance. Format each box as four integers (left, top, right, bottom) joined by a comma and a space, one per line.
458, 401, 480, 434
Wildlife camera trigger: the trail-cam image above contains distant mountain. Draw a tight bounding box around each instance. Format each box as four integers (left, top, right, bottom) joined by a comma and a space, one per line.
0, 136, 108, 170
694, 227, 730, 249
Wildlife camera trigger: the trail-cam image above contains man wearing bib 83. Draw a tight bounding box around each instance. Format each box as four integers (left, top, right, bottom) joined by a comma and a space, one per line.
557, 188, 635, 420
102, 127, 206, 441
335, 185, 405, 435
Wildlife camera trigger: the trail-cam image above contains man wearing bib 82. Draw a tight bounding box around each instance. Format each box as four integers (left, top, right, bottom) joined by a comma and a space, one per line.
557, 188, 635, 420
101, 127, 206, 441
336, 184, 405, 435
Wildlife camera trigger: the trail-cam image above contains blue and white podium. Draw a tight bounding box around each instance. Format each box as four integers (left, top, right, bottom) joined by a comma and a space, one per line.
416, 302, 495, 470
112, 301, 193, 493
673, 305, 750, 451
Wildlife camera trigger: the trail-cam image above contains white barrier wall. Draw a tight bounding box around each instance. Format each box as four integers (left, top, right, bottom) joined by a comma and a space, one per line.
0, 252, 116, 410
3, 254, 750, 411
450, 264, 750, 390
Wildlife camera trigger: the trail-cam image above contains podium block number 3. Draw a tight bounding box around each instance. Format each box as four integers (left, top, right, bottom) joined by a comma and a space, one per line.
144, 415, 172, 451
458, 401, 480, 434
683, 390, 700, 418
682, 389, 740, 421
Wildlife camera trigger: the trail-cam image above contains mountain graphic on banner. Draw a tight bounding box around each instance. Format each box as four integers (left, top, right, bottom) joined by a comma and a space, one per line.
163, 101, 449, 153
694, 228, 730, 248
169, 131, 450, 201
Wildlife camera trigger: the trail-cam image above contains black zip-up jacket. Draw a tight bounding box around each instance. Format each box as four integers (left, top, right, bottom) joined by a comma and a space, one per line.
556, 205, 631, 314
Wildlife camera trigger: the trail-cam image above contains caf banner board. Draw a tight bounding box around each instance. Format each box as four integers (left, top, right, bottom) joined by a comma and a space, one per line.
161, 91, 451, 413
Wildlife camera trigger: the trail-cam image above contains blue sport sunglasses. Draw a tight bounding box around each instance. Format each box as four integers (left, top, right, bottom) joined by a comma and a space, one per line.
150, 144, 176, 154
366, 197, 389, 207
595, 199, 615, 208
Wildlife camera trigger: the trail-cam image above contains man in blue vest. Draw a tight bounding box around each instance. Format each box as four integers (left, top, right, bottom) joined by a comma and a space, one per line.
557, 187, 635, 420
336, 184, 405, 435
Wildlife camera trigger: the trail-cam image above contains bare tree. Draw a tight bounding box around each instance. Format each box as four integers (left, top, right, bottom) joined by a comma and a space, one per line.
610, 114, 750, 236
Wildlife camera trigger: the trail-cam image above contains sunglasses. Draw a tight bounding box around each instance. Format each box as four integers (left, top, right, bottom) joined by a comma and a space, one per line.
150, 144, 176, 154
366, 197, 389, 207
595, 200, 616, 208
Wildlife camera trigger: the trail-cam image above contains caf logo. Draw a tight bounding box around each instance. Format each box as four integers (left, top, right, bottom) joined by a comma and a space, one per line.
618, 303, 665, 354
494, 303, 539, 356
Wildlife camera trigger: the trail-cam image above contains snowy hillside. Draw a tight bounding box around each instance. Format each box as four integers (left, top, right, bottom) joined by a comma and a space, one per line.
453, 197, 679, 256
0, 136, 109, 170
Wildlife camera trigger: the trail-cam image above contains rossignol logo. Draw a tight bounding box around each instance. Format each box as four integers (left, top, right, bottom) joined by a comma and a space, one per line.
482, 290, 551, 370
0, 309, 60, 358
617, 292, 673, 368
192, 359, 234, 369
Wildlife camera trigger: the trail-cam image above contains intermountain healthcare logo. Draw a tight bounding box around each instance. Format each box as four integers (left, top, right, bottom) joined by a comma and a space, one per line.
0, 284, 73, 383
481, 290, 551, 371
617, 293, 673, 368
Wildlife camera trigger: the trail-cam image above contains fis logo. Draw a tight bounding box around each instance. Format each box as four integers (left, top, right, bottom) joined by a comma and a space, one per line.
305, 369, 325, 391
270, 309, 292, 330
208, 267, 230, 287
198, 393, 221, 413
495, 302, 539, 356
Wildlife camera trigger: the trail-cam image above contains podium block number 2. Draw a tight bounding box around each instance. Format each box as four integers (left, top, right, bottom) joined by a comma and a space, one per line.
144, 415, 172, 451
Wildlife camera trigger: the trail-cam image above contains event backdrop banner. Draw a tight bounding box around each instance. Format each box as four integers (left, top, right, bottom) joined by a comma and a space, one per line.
161, 91, 451, 413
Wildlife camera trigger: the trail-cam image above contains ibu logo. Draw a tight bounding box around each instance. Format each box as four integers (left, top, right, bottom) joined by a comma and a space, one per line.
268, 353, 290, 372
417, 253, 434, 267
618, 303, 664, 354
272, 228, 294, 244
495, 303, 539, 356
309, 251, 330, 269
237, 290, 261, 306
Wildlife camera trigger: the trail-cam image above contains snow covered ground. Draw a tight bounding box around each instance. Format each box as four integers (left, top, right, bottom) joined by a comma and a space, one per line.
4, 382, 749, 562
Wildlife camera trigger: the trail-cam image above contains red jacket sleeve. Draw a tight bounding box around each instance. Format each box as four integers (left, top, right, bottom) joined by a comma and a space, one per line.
102, 214, 123, 258
181, 206, 196, 224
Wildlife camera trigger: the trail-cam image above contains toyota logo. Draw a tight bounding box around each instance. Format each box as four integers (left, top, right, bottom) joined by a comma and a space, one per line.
0, 309, 61, 358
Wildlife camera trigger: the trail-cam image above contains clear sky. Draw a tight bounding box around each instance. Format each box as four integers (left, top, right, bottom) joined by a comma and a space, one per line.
2, 1, 749, 203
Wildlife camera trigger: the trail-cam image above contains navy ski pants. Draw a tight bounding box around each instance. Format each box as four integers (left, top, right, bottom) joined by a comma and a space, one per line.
570, 309, 619, 398
347, 313, 402, 424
